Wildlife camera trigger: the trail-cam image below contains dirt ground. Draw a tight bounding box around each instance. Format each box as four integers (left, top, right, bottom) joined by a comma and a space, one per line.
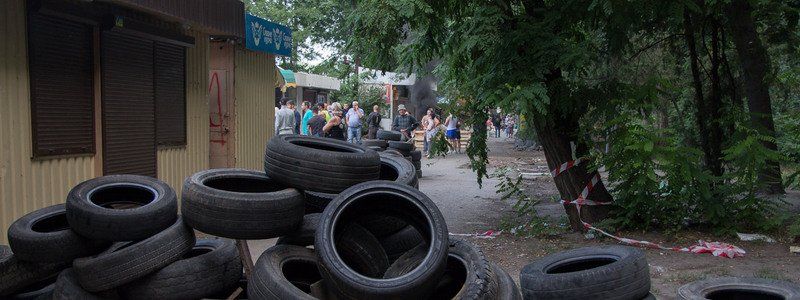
419, 136, 800, 300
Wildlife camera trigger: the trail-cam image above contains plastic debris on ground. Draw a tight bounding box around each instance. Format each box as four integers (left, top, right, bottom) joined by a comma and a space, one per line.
736, 233, 776, 243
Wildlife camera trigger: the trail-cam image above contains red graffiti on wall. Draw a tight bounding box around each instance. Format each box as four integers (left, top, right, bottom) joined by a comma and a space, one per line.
209, 71, 226, 145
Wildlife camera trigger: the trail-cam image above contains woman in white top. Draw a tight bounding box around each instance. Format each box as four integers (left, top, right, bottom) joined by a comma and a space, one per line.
444, 113, 461, 153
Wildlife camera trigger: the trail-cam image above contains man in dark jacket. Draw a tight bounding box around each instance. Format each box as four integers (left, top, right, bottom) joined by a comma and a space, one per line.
293, 102, 302, 134
391, 104, 418, 140
366, 105, 382, 139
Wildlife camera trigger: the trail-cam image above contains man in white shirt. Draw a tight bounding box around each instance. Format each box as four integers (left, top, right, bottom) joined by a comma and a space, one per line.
345, 101, 365, 144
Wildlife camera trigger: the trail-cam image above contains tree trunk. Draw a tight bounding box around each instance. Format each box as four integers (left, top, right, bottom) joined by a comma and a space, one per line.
534, 70, 613, 231
727, 0, 785, 194
683, 8, 725, 177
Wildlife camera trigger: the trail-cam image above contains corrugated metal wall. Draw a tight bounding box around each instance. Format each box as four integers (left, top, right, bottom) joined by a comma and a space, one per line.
110, 0, 244, 38
0, 0, 97, 244
234, 49, 275, 170
157, 30, 210, 193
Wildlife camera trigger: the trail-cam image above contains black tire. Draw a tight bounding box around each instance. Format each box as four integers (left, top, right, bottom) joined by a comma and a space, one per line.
380, 225, 425, 262
388, 141, 414, 152
73, 217, 195, 292
491, 263, 522, 300
383, 244, 428, 278
66, 175, 177, 241
52, 269, 118, 300
410, 150, 422, 161
677, 277, 800, 300
377, 130, 402, 141
182, 169, 304, 239
120, 238, 243, 300
519, 245, 650, 300
304, 191, 336, 214
356, 213, 409, 237
363, 139, 388, 148
264, 135, 381, 193
429, 239, 498, 300
248, 245, 324, 300
315, 181, 449, 299
5, 274, 57, 300
379, 152, 417, 187
276, 213, 320, 247
384, 149, 404, 157
8, 204, 108, 264
641, 292, 656, 300
368, 145, 384, 152
0, 245, 67, 296
335, 223, 390, 278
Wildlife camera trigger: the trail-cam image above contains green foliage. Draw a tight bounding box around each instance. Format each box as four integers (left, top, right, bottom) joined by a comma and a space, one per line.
465, 104, 489, 188
592, 104, 789, 233
427, 130, 450, 158
591, 110, 713, 233
515, 115, 538, 142
493, 167, 565, 236
789, 218, 800, 240
342, 0, 800, 233
718, 125, 786, 232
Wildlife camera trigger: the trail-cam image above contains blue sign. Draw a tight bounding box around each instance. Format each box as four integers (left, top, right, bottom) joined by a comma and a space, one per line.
244, 14, 292, 57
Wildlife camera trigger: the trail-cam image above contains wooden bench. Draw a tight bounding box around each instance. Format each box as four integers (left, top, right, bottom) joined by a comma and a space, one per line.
414, 129, 472, 151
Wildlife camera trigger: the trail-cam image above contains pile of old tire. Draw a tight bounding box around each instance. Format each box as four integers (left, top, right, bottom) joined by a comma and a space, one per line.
519, 245, 654, 300
250, 181, 521, 299
252, 135, 518, 299
362, 139, 388, 152
374, 129, 422, 178
0, 174, 243, 299
262, 135, 418, 214
677, 277, 800, 299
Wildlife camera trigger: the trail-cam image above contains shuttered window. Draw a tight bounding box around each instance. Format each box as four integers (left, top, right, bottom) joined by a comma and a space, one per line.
154, 43, 186, 146
101, 31, 157, 177
28, 13, 94, 157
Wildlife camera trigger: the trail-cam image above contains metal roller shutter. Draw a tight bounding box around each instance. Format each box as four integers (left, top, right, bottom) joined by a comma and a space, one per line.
28, 13, 94, 157
101, 31, 157, 177
155, 42, 186, 146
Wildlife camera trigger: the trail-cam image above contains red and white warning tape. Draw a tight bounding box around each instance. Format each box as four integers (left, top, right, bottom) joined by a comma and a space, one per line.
553, 158, 745, 258
550, 157, 588, 177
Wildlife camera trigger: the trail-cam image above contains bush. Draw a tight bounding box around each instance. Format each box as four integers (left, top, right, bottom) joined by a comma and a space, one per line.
591, 113, 780, 234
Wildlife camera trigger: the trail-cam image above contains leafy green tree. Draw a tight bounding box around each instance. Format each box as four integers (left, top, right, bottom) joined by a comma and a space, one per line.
343, 0, 797, 232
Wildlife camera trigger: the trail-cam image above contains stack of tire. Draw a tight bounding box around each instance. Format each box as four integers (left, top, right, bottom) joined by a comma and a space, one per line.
242, 134, 520, 299
373, 129, 423, 179
0, 175, 243, 299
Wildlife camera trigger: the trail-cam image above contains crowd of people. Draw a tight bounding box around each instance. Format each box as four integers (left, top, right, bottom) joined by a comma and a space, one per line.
274, 98, 465, 155
488, 108, 517, 138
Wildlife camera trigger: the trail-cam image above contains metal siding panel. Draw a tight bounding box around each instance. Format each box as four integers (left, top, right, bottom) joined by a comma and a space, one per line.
101, 31, 157, 177
157, 30, 209, 195
234, 49, 275, 170
0, 0, 96, 244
